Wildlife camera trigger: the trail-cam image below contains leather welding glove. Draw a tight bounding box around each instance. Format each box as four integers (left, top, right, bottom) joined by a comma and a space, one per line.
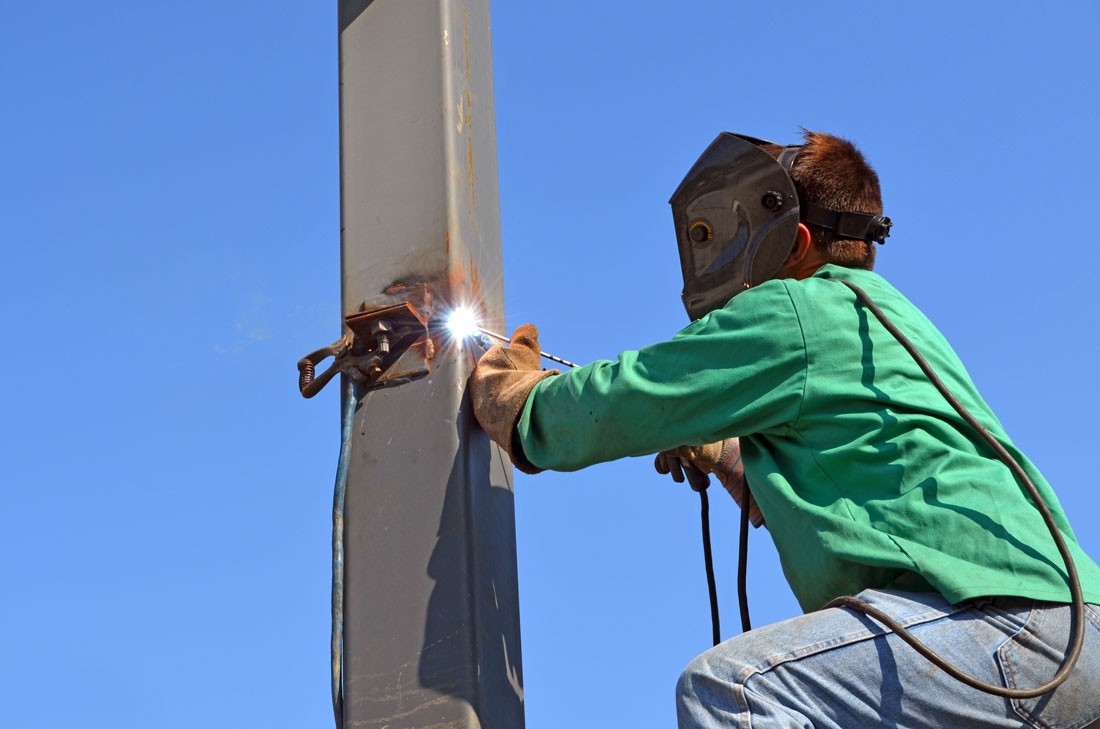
470, 323, 559, 474
654, 438, 765, 527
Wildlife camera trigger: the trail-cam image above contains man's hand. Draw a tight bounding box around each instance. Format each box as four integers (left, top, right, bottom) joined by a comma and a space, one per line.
654, 438, 764, 527
469, 323, 559, 474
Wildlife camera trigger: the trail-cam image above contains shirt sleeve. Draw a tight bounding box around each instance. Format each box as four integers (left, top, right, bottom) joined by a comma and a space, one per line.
515, 279, 809, 471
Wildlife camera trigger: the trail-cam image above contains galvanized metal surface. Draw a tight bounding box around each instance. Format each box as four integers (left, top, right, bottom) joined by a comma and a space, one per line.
337, 1, 524, 727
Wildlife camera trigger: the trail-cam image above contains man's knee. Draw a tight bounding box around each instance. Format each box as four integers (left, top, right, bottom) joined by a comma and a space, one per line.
677, 652, 719, 728
676, 647, 748, 724
676, 651, 716, 705
675, 643, 810, 729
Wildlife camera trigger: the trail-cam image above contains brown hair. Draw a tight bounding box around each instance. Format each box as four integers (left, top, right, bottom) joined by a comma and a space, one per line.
766, 130, 883, 269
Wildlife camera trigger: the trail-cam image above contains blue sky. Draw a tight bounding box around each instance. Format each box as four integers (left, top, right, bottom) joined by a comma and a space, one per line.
3, 2, 1099, 727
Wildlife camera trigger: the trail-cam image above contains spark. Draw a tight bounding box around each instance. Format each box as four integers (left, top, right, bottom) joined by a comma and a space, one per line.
446, 306, 481, 340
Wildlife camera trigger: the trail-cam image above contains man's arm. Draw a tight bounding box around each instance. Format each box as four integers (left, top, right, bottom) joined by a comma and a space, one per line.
513, 280, 809, 472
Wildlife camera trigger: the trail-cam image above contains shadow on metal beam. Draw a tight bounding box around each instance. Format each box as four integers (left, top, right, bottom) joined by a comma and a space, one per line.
419, 391, 525, 728
339, 0, 377, 32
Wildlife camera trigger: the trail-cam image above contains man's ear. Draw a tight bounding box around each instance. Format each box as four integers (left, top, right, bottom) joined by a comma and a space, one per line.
784, 223, 815, 266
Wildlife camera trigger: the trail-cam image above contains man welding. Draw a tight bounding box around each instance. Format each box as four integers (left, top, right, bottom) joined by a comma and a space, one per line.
470, 130, 1100, 728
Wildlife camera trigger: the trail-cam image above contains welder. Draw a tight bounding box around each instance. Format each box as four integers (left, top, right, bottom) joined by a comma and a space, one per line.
470, 130, 1100, 728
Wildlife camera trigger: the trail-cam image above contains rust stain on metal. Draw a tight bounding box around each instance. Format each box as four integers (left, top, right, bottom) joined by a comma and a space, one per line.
370, 269, 495, 365
435, 257, 496, 355
466, 131, 476, 208
413, 336, 436, 362
465, 258, 484, 305
463, 7, 476, 210
443, 259, 485, 311
383, 282, 408, 295
377, 281, 433, 315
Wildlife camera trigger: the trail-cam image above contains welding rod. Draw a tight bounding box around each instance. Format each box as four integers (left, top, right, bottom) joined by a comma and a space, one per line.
476, 327, 579, 369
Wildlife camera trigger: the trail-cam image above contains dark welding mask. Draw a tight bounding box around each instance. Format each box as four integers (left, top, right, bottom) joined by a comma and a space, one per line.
669, 132, 892, 321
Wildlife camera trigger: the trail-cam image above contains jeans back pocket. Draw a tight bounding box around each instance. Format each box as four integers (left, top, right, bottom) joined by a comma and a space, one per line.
996, 602, 1100, 729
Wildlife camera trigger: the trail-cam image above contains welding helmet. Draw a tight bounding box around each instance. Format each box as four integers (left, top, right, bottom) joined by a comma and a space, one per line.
669, 132, 892, 321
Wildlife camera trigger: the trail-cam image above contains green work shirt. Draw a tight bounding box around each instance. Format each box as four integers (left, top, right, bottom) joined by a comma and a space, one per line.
517, 264, 1100, 612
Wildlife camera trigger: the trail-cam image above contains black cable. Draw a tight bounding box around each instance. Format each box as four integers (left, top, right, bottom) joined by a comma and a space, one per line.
737, 500, 752, 633
697, 487, 721, 646
683, 459, 750, 642
829, 280, 1084, 699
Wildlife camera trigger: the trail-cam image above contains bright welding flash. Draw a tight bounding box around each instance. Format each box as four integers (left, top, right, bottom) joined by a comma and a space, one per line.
446, 306, 481, 340
445, 306, 579, 368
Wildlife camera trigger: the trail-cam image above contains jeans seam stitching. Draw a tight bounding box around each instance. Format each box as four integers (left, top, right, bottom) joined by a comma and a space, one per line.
1085, 603, 1100, 632
734, 667, 757, 729
1001, 604, 1058, 729
749, 601, 971, 676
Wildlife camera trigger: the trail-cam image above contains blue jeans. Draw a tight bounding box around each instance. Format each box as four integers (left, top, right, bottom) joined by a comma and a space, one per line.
676, 590, 1100, 729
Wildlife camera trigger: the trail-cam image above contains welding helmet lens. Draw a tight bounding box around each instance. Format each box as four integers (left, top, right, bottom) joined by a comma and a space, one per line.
670, 133, 800, 321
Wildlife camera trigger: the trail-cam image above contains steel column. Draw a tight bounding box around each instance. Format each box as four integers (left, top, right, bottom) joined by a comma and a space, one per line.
337, 1, 523, 727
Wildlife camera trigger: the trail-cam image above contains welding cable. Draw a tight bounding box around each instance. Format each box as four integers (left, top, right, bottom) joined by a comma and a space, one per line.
682, 464, 722, 646
828, 280, 1084, 699
698, 488, 721, 646
737, 500, 752, 633
331, 378, 358, 729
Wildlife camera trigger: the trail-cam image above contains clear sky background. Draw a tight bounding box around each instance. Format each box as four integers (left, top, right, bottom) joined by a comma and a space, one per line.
3, 2, 1099, 727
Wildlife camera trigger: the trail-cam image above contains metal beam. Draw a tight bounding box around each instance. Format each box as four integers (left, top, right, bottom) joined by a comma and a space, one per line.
337, 1, 524, 727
